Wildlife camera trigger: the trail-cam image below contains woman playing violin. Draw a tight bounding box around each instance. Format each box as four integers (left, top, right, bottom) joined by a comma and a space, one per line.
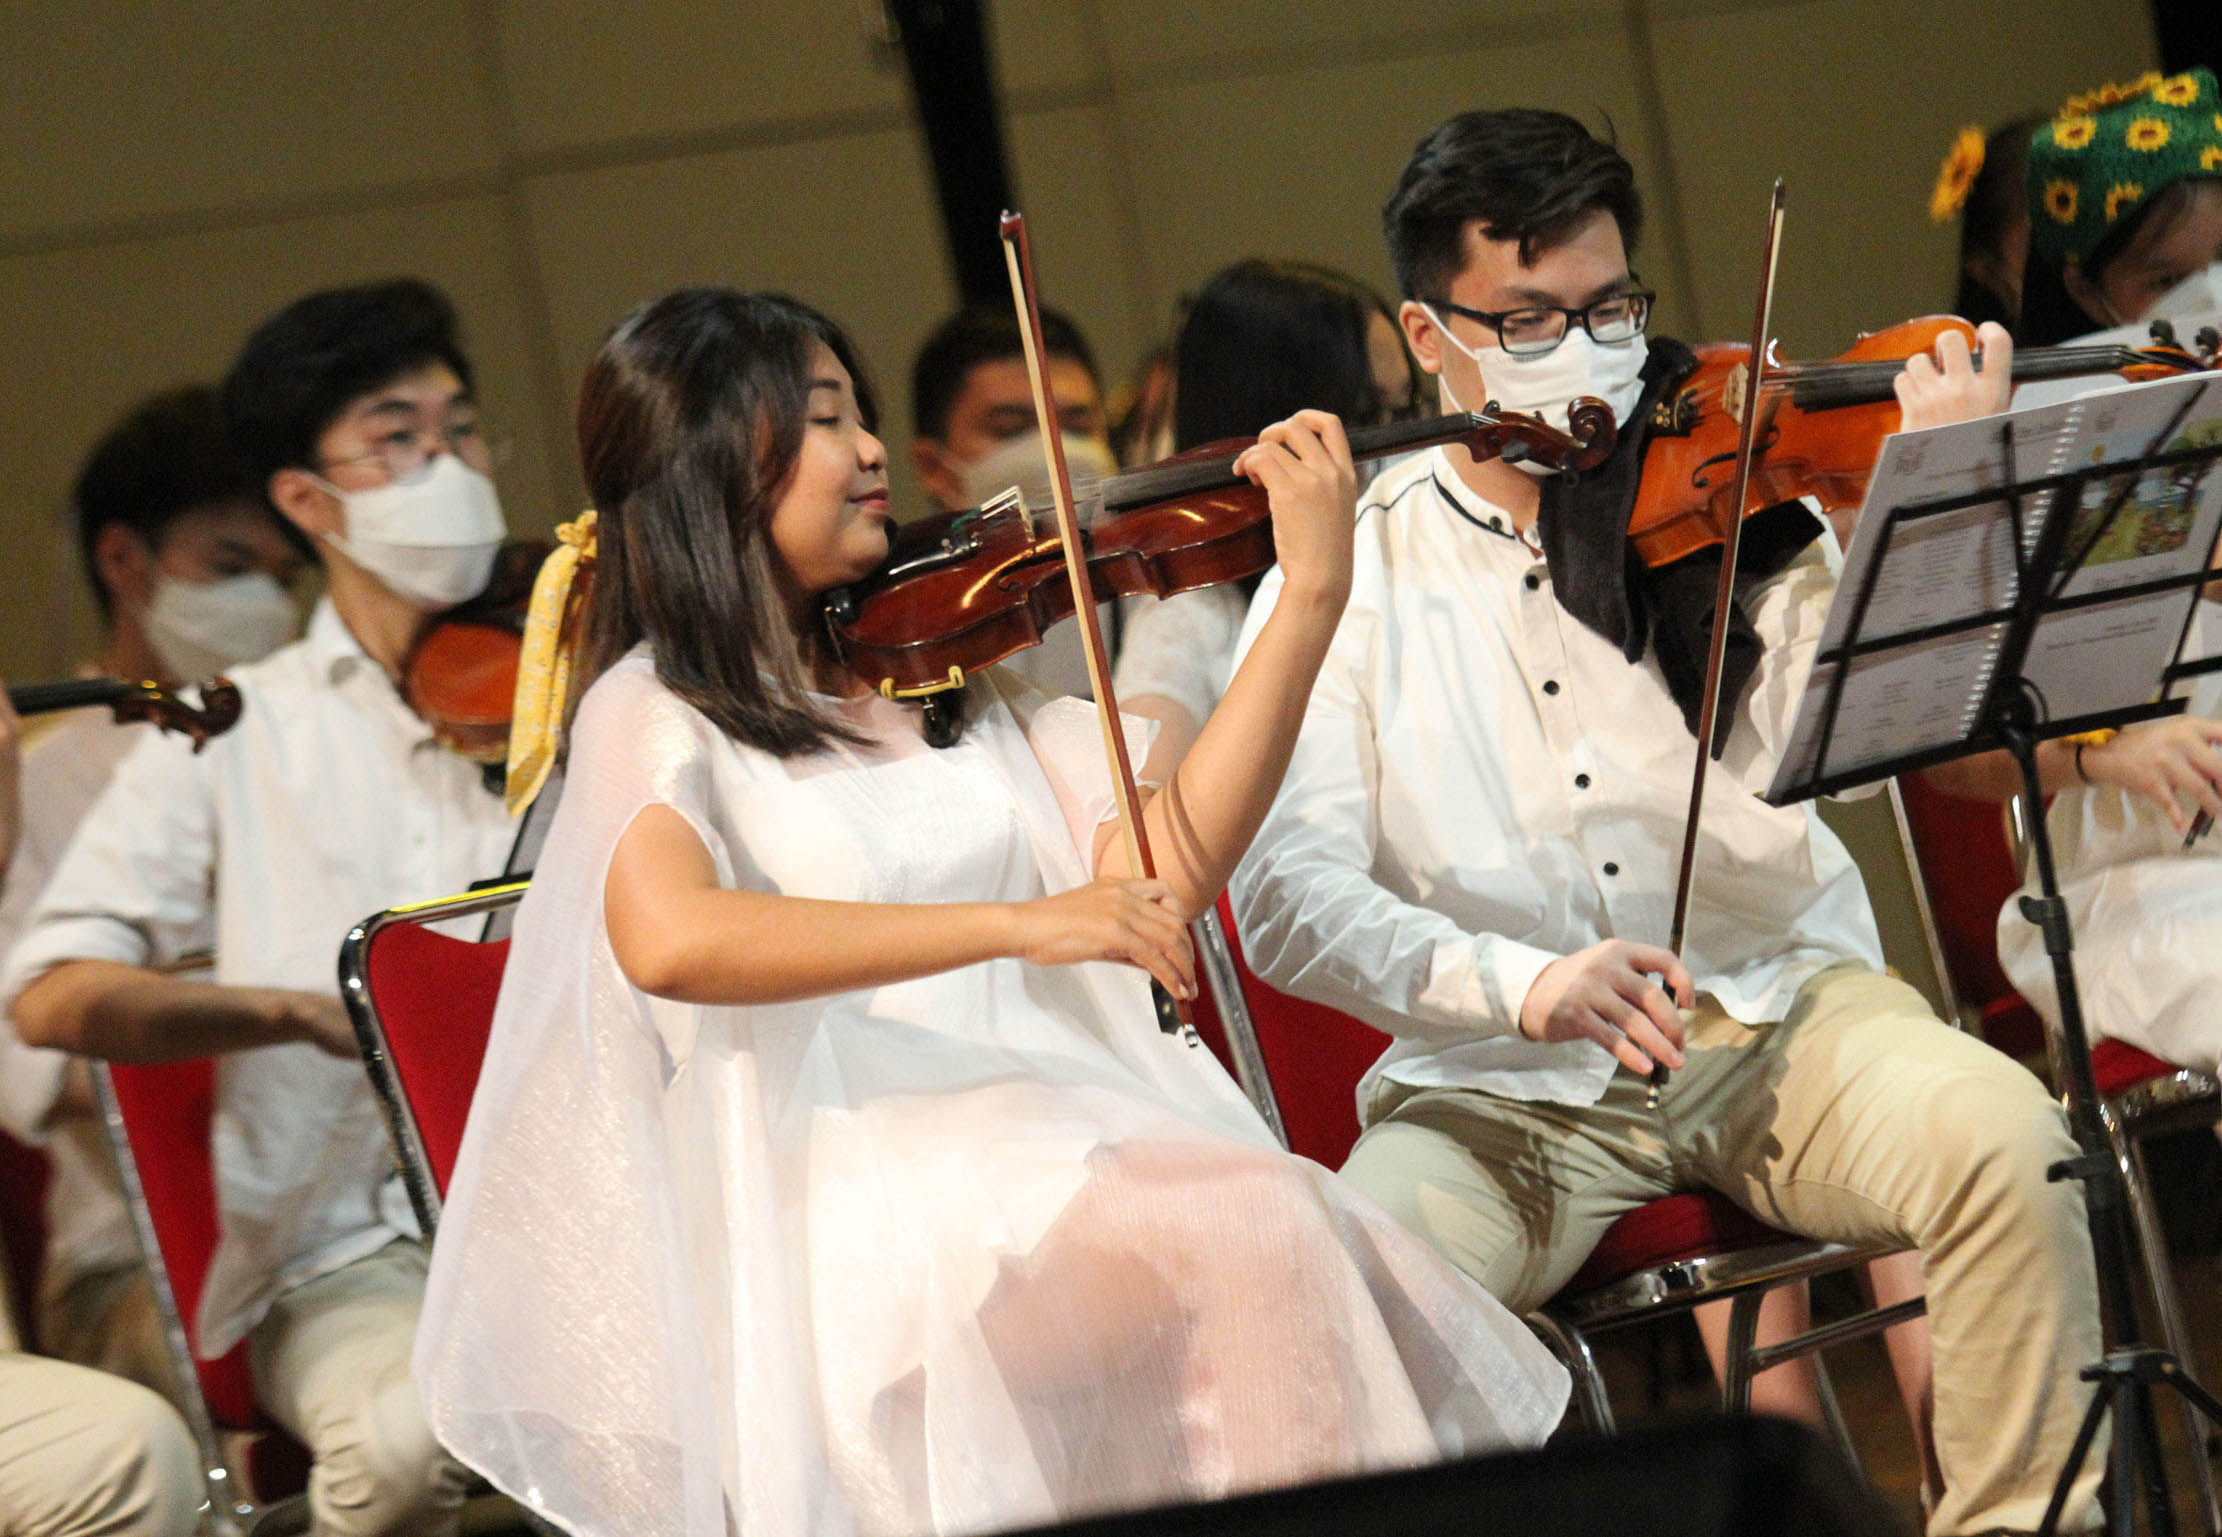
1226, 106, 2106, 1537
415, 288, 1568, 1537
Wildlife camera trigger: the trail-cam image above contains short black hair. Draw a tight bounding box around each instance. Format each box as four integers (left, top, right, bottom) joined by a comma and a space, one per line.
910, 303, 1098, 440
221, 277, 476, 496
72, 385, 291, 619
1384, 109, 1643, 301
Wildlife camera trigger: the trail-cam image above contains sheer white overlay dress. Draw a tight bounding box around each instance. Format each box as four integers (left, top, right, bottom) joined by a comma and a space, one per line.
415, 655, 1567, 1537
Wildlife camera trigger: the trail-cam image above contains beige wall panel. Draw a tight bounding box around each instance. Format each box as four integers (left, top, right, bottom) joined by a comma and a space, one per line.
0, 195, 565, 676
0, 0, 502, 242
494, 0, 913, 158
1649, 0, 2157, 351
1108, 35, 1698, 339
492, 1, 1098, 163
1092, 0, 1613, 78
520, 129, 956, 511
1005, 103, 1159, 398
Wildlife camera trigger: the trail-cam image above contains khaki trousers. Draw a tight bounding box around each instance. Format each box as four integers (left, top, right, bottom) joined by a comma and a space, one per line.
39, 1267, 184, 1414
0, 1352, 201, 1536
248, 1240, 467, 1537
1341, 964, 2104, 1536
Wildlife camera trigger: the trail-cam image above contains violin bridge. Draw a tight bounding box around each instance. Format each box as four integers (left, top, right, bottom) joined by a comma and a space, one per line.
1723, 361, 1749, 426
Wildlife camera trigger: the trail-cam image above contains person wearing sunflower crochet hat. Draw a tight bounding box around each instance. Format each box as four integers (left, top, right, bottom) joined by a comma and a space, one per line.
1923, 67, 2222, 1108
2016, 67, 2222, 345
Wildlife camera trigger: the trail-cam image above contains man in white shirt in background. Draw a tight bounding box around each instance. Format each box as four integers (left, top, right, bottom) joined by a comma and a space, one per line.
1229, 108, 2104, 1536
0, 384, 307, 1403
5, 279, 517, 1537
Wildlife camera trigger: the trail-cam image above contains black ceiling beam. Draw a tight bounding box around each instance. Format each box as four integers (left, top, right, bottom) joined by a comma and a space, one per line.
889, 0, 1017, 306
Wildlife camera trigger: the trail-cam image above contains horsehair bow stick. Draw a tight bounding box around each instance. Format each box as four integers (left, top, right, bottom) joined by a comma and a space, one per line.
999, 209, 1198, 1042
1653, 177, 1787, 1109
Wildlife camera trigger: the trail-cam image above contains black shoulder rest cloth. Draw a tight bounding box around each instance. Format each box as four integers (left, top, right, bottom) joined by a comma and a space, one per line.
1534, 335, 1821, 757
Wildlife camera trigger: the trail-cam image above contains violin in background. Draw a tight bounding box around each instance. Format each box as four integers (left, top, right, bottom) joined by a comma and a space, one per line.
8, 676, 242, 751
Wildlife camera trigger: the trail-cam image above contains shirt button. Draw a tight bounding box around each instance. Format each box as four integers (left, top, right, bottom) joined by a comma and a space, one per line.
1524, 573, 1542, 590
1575, 773, 1591, 789
1542, 680, 1561, 696
1603, 861, 1620, 876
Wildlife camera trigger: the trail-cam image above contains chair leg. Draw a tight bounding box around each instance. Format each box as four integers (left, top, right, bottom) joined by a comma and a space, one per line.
1811, 1354, 1864, 1473
1722, 1290, 1763, 1417
1527, 1312, 1617, 1435
2122, 1119, 2222, 1534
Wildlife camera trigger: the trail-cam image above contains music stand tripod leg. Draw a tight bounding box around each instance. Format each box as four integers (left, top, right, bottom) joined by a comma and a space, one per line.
2002, 712, 2222, 1537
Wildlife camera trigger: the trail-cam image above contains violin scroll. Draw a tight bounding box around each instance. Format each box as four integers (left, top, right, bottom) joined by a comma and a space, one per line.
6, 676, 244, 751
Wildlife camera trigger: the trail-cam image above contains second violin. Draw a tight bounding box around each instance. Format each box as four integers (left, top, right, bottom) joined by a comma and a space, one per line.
824, 404, 1616, 733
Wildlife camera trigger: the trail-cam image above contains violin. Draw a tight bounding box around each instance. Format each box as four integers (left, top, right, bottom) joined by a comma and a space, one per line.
400, 541, 550, 763
1631, 315, 2219, 569
8, 676, 242, 750
824, 404, 1617, 718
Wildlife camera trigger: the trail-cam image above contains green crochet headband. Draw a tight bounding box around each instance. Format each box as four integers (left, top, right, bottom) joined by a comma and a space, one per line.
2026, 67, 2222, 266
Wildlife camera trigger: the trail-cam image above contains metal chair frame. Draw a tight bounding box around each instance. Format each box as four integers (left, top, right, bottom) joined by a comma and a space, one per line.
92, 1062, 300, 1537
336, 881, 528, 1239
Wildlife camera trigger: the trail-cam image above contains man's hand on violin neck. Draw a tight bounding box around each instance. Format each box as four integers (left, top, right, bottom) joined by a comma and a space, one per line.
1518, 939, 1694, 1078
1894, 321, 2014, 433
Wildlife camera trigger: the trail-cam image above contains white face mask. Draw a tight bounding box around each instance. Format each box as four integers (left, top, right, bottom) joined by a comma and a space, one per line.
959, 430, 1121, 516
143, 571, 298, 681
316, 453, 506, 609
1426, 306, 1648, 475
2150, 260, 2222, 325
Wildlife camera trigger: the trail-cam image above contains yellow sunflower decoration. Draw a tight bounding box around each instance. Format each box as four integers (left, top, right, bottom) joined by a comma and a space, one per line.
2027, 67, 2222, 264
1931, 126, 1987, 222
2125, 117, 2170, 152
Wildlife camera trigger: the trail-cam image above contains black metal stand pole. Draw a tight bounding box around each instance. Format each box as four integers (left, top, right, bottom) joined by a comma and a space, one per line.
2002, 697, 2222, 1537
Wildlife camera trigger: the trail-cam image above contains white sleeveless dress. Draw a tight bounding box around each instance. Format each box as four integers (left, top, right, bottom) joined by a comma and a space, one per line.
416, 655, 1567, 1537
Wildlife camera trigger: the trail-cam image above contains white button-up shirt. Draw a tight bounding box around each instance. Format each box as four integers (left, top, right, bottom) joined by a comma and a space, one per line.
0, 706, 150, 1295
1228, 448, 1884, 1109
1, 600, 515, 1353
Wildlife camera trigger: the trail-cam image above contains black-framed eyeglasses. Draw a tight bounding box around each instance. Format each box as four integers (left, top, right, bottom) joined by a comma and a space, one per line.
1432, 288, 1654, 358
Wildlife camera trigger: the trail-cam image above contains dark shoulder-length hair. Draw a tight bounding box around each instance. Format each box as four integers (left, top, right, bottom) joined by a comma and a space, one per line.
573, 287, 879, 757
1172, 258, 1412, 453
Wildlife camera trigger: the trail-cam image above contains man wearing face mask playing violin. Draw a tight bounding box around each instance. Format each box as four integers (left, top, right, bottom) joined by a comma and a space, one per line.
3, 279, 517, 1537
1229, 108, 2106, 1536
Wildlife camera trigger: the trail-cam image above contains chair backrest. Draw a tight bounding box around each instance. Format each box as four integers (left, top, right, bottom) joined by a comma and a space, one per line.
0, 1129, 49, 1349
1892, 773, 2045, 1058
1194, 892, 1386, 1168
338, 883, 524, 1236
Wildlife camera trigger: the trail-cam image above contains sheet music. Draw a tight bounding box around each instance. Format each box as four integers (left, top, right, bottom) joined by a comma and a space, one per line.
1768, 371, 2222, 803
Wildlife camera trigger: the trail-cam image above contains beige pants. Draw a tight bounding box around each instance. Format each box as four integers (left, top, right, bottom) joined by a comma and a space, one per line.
0, 1352, 201, 1536
39, 1268, 185, 1414
1341, 964, 2104, 1536
248, 1241, 467, 1537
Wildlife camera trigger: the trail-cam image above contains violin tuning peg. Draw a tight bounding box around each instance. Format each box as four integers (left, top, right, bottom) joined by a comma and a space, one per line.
2196, 326, 2220, 359
2148, 318, 2180, 348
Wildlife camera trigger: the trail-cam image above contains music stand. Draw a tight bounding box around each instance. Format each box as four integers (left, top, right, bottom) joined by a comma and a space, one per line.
1766, 388, 2222, 1537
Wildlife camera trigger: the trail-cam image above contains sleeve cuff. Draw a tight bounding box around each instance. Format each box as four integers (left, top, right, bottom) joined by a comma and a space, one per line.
1421, 934, 1560, 1040
0, 913, 153, 1021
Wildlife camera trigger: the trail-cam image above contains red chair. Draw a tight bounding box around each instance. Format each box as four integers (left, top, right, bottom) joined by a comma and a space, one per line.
336, 883, 526, 1234
1897, 772, 2220, 1527
0, 1129, 50, 1350
97, 1057, 310, 1534
1192, 893, 1918, 1440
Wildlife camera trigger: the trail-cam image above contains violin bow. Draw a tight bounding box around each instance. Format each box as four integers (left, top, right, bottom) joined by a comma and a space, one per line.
999, 209, 1198, 1042
1654, 178, 1787, 1107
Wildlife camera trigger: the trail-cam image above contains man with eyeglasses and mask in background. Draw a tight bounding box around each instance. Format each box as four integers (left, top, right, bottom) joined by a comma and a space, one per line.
1228, 109, 2108, 1537
3, 278, 517, 1537
0, 385, 307, 1412
908, 303, 1118, 697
